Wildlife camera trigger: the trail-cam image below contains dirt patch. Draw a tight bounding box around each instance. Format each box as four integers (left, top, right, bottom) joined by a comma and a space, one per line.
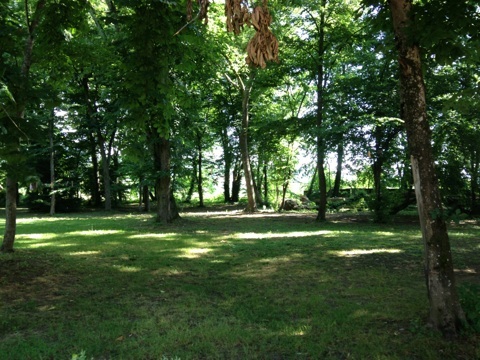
0, 252, 73, 311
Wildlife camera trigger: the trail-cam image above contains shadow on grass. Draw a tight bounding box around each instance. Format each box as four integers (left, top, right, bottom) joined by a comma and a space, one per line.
0, 210, 479, 359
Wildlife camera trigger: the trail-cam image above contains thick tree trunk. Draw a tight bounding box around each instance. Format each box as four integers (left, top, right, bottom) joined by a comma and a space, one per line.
152, 133, 179, 223
389, 0, 465, 337
372, 158, 385, 222
240, 83, 257, 213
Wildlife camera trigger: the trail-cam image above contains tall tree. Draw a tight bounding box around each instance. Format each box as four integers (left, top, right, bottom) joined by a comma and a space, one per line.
1, 0, 46, 252
387, 0, 465, 336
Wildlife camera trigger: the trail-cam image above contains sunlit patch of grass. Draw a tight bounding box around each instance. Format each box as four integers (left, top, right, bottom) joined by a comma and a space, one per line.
112, 265, 142, 273
128, 233, 177, 240
69, 251, 101, 256
236, 230, 334, 239
332, 248, 403, 257
67, 230, 124, 236
178, 247, 211, 258
19, 233, 57, 240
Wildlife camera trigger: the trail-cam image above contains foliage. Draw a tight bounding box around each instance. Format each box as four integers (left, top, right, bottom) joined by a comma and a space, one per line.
459, 283, 480, 333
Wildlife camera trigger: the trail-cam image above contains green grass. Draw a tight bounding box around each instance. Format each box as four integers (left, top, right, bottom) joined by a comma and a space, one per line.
0, 209, 479, 359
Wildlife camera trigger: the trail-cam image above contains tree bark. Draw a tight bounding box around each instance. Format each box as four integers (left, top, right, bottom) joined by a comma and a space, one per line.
185, 157, 197, 203
142, 185, 150, 212
197, 134, 204, 207
231, 160, 242, 203
49, 113, 56, 216
81, 75, 115, 211
316, 0, 328, 222
221, 127, 232, 203
150, 129, 179, 223
332, 140, 344, 197
263, 163, 268, 205
1, 178, 17, 253
240, 78, 257, 213
389, 0, 465, 337
88, 133, 101, 207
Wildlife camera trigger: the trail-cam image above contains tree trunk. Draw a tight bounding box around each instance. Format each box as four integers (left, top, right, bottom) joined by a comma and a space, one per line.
49, 113, 56, 216
332, 140, 344, 197
143, 185, 150, 212
88, 133, 101, 207
240, 80, 257, 213
1, 0, 46, 253
185, 156, 197, 203
197, 138, 204, 208
151, 131, 179, 223
389, 0, 465, 337
112, 151, 120, 206
98, 136, 112, 211
81, 74, 113, 210
221, 128, 232, 203
470, 149, 479, 214
231, 160, 242, 203
372, 126, 386, 222
1, 178, 17, 253
263, 164, 268, 204
316, 0, 327, 222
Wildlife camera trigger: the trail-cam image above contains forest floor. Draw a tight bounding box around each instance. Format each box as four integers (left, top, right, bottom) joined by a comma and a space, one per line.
0, 207, 479, 359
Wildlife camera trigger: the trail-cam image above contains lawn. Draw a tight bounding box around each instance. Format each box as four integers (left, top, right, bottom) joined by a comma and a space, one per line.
0, 207, 479, 359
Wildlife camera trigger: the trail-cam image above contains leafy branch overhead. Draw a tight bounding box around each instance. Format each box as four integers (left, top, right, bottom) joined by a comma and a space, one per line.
187, 0, 279, 68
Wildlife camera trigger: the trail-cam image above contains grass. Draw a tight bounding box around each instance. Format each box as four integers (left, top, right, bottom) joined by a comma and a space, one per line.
0, 208, 479, 359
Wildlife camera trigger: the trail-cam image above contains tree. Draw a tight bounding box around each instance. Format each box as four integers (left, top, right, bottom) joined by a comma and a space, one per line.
387, 0, 465, 336
1, 0, 46, 252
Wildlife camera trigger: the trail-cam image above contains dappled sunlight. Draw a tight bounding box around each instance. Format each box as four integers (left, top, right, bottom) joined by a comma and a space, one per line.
128, 233, 178, 240
27, 242, 78, 248
258, 254, 303, 263
352, 309, 371, 318
331, 249, 403, 257
67, 230, 124, 237
69, 250, 101, 256
373, 231, 396, 236
112, 265, 142, 273
454, 267, 477, 274
17, 233, 57, 242
236, 230, 334, 240
178, 247, 212, 259
231, 255, 307, 279
284, 324, 310, 336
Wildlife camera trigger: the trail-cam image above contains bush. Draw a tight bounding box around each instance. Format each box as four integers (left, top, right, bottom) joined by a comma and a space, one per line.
24, 192, 83, 213
459, 283, 480, 332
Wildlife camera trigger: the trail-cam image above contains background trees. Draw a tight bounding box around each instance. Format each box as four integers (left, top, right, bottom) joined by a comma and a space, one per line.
1, 0, 479, 335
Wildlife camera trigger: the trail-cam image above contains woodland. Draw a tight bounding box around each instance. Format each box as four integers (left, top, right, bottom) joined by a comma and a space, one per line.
1, 0, 480, 348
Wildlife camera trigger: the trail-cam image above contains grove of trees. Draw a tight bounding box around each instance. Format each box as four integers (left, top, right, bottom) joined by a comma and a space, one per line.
1, 0, 479, 337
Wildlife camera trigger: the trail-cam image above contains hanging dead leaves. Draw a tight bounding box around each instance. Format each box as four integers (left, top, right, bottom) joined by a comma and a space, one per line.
187, 0, 279, 68
243, 4, 278, 68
